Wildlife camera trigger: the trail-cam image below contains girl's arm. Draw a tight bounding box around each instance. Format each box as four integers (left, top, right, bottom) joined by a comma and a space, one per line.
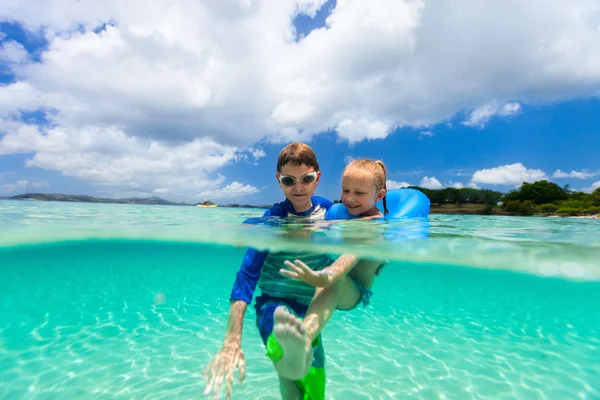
279, 254, 358, 288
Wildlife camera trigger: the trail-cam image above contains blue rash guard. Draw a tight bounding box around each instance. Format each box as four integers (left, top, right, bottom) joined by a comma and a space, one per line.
229, 196, 333, 307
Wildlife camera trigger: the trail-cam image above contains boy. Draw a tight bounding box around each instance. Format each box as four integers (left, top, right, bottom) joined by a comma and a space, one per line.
203, 142, 356, 400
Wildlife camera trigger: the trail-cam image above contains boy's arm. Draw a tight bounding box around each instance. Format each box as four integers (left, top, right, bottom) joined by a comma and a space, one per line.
228, 204, 279, 303
204, 206, 276, 398
205, 249, 267, 397
222, 299, 248, 347
229, 247, 268, 304
203, 300, 248, 398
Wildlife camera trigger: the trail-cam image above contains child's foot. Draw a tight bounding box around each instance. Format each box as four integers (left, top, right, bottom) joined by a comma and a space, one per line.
273, 306, 311, 380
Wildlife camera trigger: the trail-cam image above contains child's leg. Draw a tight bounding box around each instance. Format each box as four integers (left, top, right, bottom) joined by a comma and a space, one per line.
258, 300, 326, 399
273, 277, 361, 380
301, 276, 361, 350
299, 260, 384, 363
270, 261, 383, 383
272, 306, 313, 380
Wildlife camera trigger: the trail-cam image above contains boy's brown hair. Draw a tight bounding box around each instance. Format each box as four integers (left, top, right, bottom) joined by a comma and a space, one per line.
276, 142, 320, 173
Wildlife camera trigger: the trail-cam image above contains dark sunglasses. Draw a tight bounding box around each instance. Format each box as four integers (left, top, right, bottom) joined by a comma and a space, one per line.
278, 171, 318, 187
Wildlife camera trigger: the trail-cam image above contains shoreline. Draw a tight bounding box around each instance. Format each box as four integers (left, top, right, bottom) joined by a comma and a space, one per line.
429, 206, 599, 219
3, 196, 598, 218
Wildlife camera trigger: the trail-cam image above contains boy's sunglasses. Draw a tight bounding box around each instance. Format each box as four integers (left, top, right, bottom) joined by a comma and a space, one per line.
278, 171, 318, 187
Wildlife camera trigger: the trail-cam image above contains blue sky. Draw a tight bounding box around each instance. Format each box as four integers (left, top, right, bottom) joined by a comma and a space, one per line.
1, 0, 599, 204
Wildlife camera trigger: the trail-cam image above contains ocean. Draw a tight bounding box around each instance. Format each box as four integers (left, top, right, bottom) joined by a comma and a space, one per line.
0, 200, 599, 399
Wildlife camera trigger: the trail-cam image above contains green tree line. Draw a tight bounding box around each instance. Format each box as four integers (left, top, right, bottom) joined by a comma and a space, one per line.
501, 180, 600, 216
335, 181, 600, 216
407, 187, 503, 207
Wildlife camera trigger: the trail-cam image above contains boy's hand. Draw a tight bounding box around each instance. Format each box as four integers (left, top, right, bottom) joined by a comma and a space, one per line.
203, 342, 246, 400
280, 259, 333, 287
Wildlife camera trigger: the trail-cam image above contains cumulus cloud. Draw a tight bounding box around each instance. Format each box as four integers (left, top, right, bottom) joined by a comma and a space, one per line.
202, 182, 262, 200
582, 181, 600, 193
2, 0, 600, 196
0, 179, 49, 194
419, 131, 434, 138
387, 180, 411, 190
389, 177, 466, 190
0, 40, 29, 64
471, 163, 548, 185
553, 169, 599, 179
3, 0, 600, 140
463, 102, 522, 128
420, 176, 443, 189
249, 148, 267, 161
335, 118, 392, 143
0, 122, 259, 200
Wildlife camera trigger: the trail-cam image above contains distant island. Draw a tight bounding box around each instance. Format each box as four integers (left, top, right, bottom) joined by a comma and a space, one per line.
0, 192, 272, 209
0, 193, 191, 206
2, 181, 599, 217
220, 203, 271, 209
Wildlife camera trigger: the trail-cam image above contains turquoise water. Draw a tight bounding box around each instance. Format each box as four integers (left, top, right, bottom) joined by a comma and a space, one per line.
0, 200, 599, 399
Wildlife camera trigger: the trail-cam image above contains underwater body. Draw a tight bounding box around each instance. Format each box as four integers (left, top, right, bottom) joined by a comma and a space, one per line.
0, 200, 599, 399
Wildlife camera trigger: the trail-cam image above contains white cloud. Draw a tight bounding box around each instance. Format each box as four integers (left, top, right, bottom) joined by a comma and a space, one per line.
583, 181, 600, 193
335, 118, 392, 143
471, 163, 548, 185
463, 102, 521, 128
420, 176, 442, 189
468, 182, 479, 189
390, 178, 465, 190
0, 179, 49, 194
0, 82, 51, 117
248, 147, 266, 160
4, 0, 598, 144
202, 182, 261, 200
0, 122, 253, 201
500, 103, 521, 116
0, 40, 29, 64
252, 149, 266, 160
1, 0, 600, 195
553, 169, 599, 179
387, 180, 411, 190
271, 101, 316, 126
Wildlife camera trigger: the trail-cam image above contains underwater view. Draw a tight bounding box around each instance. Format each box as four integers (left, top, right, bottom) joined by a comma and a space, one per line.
0, 200, 599, 399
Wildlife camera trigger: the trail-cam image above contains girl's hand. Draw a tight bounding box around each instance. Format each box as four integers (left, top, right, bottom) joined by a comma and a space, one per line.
280, 259, 333, 288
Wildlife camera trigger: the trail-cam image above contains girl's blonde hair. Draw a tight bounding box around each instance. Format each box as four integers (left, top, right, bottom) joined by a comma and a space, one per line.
344, 158, 389, 215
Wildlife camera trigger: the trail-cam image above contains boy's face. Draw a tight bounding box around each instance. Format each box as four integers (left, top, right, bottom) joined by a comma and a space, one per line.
276, 163, 321, 212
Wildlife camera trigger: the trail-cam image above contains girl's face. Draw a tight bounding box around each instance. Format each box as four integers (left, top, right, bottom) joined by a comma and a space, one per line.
341, 168, 386, 216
